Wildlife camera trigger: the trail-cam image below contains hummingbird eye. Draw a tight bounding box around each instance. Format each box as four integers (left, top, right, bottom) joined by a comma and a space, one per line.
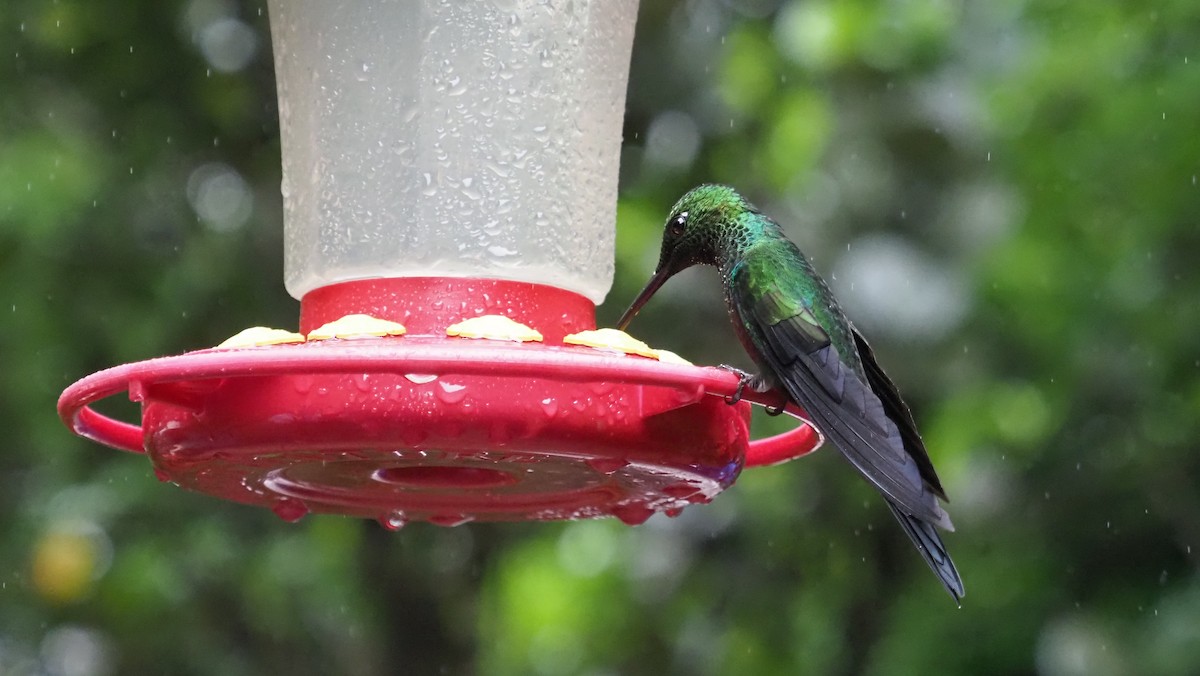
668, 213, 687, 237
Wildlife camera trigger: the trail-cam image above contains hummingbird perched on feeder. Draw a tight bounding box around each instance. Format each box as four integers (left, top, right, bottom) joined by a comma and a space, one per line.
618, 184, 964, 603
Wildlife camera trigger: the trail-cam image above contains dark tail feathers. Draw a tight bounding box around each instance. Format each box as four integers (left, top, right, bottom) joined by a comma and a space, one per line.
886, 501, 964, 605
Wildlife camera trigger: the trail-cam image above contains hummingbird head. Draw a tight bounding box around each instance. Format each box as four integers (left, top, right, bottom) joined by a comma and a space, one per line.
617, 184, 755, 329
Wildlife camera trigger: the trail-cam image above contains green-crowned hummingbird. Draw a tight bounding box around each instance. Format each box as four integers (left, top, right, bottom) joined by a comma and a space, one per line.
618, 184, 964, 603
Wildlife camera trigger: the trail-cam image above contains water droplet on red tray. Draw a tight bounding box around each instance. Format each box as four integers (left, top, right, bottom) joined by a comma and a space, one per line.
436, 381, 468, 404
400, 426, 427, 446
272, 498, 308, 522
586, 458, 627, 475
488, 423, 512, 444
353, 374, 371, 392
436, 421, 465, 438
663, 483, 698, 499
379, 512, 408, 531
611, 504, 654, 526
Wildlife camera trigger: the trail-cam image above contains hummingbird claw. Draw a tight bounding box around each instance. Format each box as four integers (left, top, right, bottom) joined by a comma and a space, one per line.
763, 390, 790, 416
716, 364, 758, 406
726, 379, 747, 406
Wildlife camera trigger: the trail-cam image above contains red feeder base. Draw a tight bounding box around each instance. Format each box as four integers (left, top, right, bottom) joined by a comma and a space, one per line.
58, 278, 821, 527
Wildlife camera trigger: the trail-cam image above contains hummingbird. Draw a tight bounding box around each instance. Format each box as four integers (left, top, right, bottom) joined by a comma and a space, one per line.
618, 184, 964, 603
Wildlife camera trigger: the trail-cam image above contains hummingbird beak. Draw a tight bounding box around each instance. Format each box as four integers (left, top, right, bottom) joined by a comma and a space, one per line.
617, 267, 671, 330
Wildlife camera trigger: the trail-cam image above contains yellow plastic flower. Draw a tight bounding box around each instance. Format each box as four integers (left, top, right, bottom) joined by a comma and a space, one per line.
563, 328, 659, 359
217, 327, 306, 348
306, 314, 407, 340
446, 315, 543, 342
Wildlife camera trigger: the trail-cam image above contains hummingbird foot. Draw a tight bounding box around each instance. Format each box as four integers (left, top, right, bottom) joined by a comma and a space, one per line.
716, 365, 770, 406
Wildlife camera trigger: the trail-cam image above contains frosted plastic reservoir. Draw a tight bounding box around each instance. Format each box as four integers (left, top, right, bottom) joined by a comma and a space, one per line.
267, 0, 639, 304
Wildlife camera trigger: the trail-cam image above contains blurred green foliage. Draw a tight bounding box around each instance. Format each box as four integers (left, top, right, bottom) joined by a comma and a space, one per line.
3, 0, 1199, 674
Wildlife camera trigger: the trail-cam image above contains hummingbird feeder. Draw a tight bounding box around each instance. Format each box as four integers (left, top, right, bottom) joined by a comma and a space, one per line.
57, 0, 821, 528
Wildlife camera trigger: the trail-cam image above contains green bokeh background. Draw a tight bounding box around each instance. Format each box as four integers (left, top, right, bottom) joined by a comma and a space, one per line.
3, 1, 1199, 674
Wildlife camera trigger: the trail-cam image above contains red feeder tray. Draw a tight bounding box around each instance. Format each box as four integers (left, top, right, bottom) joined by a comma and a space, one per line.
58, 278, 822, 527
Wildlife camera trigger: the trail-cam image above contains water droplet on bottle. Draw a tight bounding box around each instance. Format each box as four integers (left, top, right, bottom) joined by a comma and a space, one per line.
540, 397, 558, 418
272, 498, 309, 523
405, 373, 438, 384
665, 507, 684, 518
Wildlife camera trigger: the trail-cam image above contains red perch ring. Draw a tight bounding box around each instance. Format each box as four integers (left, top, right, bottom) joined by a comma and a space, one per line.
58, 278, 821, 527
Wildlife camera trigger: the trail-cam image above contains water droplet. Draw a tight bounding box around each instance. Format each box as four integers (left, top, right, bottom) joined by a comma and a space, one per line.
379, 512, 408, 531
488, 423, 513, 444
429, 514, 473, 527
272, 498, 308, 522
612, 504, 654, 526
665, 507, 684, 518
586, 458, 626, 475
540, 397, 558, 418
354, 373, 371, 391
663, 483, 698, 499
436, 381, 468, 404
436, 421, 466, 438
400, 426, 427, 446
405, 373, 438, 384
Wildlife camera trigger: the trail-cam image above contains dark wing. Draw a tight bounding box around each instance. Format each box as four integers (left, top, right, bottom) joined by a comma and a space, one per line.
852, 327, 948, 502
732, 267, 951, 530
